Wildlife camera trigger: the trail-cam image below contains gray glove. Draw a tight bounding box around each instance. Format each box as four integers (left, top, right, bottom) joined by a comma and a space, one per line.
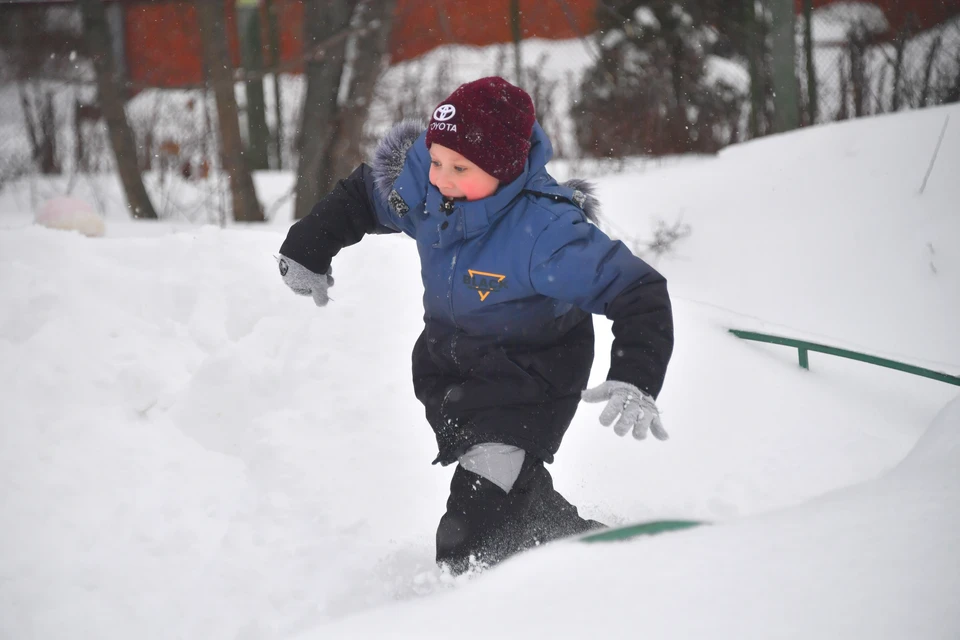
581, 380, 668, 441
278, 255, 334, 307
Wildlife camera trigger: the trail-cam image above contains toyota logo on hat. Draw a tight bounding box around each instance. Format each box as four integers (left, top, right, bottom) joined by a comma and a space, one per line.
433, 104, 456, 121
425, 77, 536, 184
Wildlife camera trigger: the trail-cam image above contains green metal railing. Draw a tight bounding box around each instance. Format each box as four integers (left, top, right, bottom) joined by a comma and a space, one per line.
580, 520, 705, 543
728, 329, 960, 386
575, 332, 957, 547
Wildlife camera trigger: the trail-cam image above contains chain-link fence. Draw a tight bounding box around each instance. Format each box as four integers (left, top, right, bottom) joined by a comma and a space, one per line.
799, 2, 960, 125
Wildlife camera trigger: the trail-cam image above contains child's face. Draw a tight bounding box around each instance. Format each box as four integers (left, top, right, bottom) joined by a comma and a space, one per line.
428, 144, 499, 201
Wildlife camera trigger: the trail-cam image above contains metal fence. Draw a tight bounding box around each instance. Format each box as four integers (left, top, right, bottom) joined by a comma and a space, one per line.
799, 2, 960, 126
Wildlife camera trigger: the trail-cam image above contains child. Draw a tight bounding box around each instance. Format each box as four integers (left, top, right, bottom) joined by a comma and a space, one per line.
278, 77, 673, 574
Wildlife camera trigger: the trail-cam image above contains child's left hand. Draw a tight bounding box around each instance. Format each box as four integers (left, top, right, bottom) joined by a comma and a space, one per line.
581, 381, 668, 441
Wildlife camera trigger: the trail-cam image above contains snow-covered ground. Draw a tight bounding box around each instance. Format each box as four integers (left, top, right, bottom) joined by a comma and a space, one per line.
1, 101, 958, 638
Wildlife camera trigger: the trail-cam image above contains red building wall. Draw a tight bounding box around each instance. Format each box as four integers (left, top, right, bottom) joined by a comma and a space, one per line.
120, 0, 958, 90
389, 0, 596, 62
124, 1, 242, 88
121, 0, 596, 88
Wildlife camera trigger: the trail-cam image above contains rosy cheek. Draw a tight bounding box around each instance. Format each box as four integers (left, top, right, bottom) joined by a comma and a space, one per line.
459, 177, 494, 200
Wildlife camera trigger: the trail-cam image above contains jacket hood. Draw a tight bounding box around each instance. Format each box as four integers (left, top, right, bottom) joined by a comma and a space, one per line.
370, 120, 600, 224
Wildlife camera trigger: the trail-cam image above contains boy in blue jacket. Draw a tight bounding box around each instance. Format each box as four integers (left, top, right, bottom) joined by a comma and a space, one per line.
278, 77, 673, 574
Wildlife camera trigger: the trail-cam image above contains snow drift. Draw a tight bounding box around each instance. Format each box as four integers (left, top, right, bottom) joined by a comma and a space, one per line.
0, 103, 957, 639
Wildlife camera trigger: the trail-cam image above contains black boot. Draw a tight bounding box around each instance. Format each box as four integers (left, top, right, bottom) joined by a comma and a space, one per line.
435, 464, 526, 574
519, 459, 606, 544
435, 455, 604, 574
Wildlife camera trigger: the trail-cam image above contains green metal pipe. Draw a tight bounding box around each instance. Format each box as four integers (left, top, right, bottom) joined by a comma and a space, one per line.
729, 329, 960, 386
580, 520, 705, 543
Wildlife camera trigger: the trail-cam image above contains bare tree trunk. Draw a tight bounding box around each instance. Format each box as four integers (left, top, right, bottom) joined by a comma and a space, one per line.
891, 31, 907, 111
667, 26, 691, 152
196, 0, 264, 222
770, 0, 799, 132
237, 2, 270, 171
836, 57, 850, 120
264, 0, 284, 170
744, 0, 766, 138
293, 0, 352, 221
18, 85, 61, 175
510, 0, 523, 86
329, 0, 397, 182
78, 0, 157, 219
919, 35, 943, 108
11, 10, 60, 176
802, 0, 817, 124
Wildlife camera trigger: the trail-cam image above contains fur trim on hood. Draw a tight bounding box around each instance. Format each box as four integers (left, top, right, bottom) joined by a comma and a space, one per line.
559, 177, 600, 224
371, 119, 425, 204
370, 120, 600, 224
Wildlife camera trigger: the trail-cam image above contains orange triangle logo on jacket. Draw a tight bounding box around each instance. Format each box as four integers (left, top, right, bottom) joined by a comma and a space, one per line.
464, 270, 507, 301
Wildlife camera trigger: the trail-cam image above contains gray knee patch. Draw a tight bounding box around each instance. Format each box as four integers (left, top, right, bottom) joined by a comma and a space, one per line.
458, 443, 526, 493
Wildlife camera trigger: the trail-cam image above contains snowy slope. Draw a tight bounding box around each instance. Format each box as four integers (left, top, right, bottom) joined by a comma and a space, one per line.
598, 102, 959, 364
313, 396, 960, 640
1, 105, 958, 639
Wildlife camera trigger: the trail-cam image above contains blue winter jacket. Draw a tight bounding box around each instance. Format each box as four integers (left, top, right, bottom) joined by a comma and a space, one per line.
280, 121, 673, 464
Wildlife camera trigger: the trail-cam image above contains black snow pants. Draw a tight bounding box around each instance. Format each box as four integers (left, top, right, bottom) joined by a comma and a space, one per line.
435, 454, 605, 574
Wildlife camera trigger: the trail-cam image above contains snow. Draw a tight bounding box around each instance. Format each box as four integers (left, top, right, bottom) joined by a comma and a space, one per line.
318, 397, 960, 640
1, 101, 959, 638
810, 2, 890, 42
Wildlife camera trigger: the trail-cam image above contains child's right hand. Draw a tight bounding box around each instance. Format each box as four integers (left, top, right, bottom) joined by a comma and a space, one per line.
581, 380, 668, 441
277, 255, 334, 307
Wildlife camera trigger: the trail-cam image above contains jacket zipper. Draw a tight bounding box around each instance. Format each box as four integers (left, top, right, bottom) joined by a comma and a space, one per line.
442, 198, 464, 372
443, 199, 461, 328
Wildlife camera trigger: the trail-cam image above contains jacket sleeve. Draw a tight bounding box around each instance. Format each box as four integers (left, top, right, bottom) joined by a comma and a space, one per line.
279, 163, 397, 274
529, 209, 673, 398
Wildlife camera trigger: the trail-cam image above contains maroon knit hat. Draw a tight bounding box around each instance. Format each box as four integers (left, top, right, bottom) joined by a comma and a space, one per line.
425, 76, 535, 184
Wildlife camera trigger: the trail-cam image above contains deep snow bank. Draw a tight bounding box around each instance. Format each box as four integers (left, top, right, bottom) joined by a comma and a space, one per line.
305, 394, 960, 640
